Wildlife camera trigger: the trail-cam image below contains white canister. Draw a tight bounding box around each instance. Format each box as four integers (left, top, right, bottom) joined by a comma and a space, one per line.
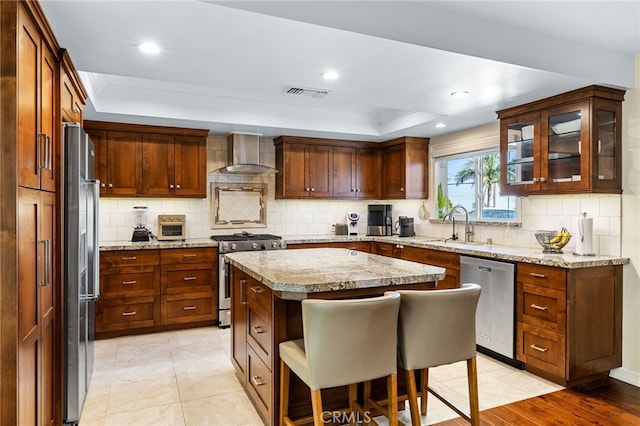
574, 212, 595, 256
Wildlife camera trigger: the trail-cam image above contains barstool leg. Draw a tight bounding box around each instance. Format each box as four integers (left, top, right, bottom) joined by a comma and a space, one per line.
388, 373, 399, 426
279, 360, 290, 426
310, 389, 324, 426
404, 369, 421, 426
363, 380, 372, 425
420, 368, 429, 416
348, 383, 358, 426
467, 357, 480, 426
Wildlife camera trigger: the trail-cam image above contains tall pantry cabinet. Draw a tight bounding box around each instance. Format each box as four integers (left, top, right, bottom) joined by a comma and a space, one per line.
1, 1, 78, 424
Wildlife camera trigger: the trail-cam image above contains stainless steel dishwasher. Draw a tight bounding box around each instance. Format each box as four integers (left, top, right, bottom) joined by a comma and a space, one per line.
460, 256, 522, 367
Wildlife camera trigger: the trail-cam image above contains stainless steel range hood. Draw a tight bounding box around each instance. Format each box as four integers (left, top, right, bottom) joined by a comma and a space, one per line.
214, 132, 277, 174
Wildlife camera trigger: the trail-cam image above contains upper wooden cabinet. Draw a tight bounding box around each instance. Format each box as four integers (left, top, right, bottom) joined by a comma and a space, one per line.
274, 136, 334, 198
275, 135, 417, 200
498, 85, 625, 195
60, 49, 86, 124
332, 146, 381, 199
84, 121, 209, 198
17, 5, 57, 192
381, 137, 430, 199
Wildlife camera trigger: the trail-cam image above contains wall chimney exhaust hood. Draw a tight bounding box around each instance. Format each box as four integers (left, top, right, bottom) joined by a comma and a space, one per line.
213, 132, 277, 174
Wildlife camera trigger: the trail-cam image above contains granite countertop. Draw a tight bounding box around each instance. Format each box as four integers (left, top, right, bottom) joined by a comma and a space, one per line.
99, 238, 218, 251
98, 234, 630, 269
286, 235, 630, 269
225, 248, 446, 298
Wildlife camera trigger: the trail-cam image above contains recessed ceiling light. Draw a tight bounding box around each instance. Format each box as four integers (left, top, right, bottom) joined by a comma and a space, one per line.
322, 70, 340, 80
450, 90, 469, 98
138, 42, 161, 54
435, 122, 447, 128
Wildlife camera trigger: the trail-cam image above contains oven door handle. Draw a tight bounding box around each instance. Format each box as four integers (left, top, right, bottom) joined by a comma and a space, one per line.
224, 259, 231, 300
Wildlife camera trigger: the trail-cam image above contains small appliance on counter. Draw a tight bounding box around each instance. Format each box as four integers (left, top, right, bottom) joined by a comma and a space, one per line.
131, 206, 151, 242
398, 216, 415, 237
367, 204, 393, 236
157, 214, 186, 241
334, 223, 348, 235
346, 212, 360, 235
574, 212, 595, 256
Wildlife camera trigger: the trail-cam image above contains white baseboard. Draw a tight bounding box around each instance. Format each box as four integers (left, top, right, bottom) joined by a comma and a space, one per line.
610, 367, 640, 387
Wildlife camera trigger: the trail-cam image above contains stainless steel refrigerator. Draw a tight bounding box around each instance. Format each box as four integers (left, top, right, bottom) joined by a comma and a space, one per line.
63, 123, 100, 425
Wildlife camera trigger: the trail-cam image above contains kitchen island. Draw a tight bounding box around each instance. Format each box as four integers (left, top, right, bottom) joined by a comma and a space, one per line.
225, 248, 446, 426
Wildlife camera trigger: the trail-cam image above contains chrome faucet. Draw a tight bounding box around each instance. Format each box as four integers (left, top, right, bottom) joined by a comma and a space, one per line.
443, 204, 473, 242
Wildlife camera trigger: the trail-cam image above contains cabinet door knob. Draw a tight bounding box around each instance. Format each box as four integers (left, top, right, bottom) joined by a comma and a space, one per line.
310, 187, 315, 192
540, 177, 547, 182
100, 183, 106, 188
176, 184, 181, 189
532, 178, 539, 183
170, 184, 174, 189
108, 183, 113, 188
305, 187, 310, 191
400, 187, 404, 192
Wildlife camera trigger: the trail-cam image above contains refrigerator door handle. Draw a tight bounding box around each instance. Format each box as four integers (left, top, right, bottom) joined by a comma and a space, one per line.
86, 179, 100, 300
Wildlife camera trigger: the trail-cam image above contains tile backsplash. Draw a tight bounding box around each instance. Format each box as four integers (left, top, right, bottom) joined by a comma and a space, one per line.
99, 136, 622, 256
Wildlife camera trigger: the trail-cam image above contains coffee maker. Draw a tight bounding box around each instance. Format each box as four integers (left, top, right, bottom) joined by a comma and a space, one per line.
398, 216, 415, 237
346, 212, 360, 236
131, 206, 151, 242
367, 204, 393, 236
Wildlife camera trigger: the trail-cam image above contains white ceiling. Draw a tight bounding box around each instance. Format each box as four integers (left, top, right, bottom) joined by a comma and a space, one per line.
40, 0, 639, 141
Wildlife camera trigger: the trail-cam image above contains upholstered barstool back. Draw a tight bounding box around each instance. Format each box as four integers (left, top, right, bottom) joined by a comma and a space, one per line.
394, 284, 482, 426
279, 292, 401, 426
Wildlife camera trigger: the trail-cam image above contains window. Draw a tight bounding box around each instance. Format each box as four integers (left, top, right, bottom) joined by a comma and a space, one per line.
435, 148, 517, 221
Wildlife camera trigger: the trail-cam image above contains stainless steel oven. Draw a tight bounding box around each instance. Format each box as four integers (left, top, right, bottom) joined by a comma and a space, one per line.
212, 232, 286, 328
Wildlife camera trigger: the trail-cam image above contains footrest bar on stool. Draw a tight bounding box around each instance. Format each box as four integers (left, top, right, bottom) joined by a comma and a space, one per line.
427, 386, 472, 423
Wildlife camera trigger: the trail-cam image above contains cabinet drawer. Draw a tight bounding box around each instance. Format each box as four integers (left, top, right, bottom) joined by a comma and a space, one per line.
97, 296, 158, 331
101, 250, 160, 268
162, 267, 214, 294
246, 345, 272, 422
518, 263, 566, 290
160, 248, 217, 264
247, 305, 272, 365
246, 278, 272, 314
100, 268, 159, 298
518, 283, 566, 333
517, 322, 565, 379
423, 249, 460, 270
161, 292, 216, 325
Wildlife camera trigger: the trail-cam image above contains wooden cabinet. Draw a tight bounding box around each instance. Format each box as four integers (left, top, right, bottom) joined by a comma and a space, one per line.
97, 250, 161, 334
373, 242, 459, 289
516, 263, 622, 386
18, 5, 57, 192
332, 147, 381, 198
231, 268, 276, 422
381, 137, 429, 199
60, 50, 86, 123
275, 136, 392, 200
275, 137, 333, 198
84, 121, 209, 198
97, 248, 217, 337
498, 85, 625, 195
160, 248, 217, 324
17, 188, 56, 426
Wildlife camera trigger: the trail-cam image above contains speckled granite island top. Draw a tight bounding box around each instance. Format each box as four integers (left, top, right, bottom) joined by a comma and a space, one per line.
225, 248, 446, 298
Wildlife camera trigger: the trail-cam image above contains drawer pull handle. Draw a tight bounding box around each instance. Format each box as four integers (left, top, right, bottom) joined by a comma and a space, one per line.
183, 254, 197, 258
529, 272, 547, 278
530, 344, 548, 353
251, 376, 266, 387
122, 280, 136, 285
183, 276, 197, 281
121, 256, 137, 261
183, 306, 197, 311
122, 311, 137, 316
530, 303, 548, 311
252, 326, 265, 334
250, 286, 264, 294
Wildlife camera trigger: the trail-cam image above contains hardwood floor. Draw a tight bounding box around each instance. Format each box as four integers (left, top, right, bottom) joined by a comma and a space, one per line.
434, 378, 640, 425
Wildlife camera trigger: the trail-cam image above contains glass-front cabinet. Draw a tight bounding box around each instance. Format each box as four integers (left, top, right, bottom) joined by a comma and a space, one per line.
499, 86, 624, 195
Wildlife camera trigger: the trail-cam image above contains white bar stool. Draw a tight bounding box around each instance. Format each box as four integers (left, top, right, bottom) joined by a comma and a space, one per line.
279, 293, 401, 426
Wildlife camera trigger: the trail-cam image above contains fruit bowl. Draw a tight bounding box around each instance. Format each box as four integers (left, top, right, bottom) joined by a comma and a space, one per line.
535, 229, 571, 253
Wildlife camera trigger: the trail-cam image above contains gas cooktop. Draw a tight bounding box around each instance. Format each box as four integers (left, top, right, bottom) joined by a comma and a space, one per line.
210, 231, 282, 242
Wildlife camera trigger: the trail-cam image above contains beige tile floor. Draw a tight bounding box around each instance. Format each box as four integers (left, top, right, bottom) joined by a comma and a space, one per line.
79, 326, 563, 425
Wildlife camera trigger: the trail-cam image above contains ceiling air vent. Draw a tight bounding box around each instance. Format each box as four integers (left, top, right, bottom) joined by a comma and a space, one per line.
284, 86, 330, 99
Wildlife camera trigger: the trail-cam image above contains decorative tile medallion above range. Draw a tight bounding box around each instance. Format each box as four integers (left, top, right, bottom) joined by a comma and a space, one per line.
211, 182, 267, 229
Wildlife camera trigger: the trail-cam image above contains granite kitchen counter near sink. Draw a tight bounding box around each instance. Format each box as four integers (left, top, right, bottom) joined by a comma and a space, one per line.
99, 238, 218, 251
225, 248, 446, 299
285, 235, 630, 269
